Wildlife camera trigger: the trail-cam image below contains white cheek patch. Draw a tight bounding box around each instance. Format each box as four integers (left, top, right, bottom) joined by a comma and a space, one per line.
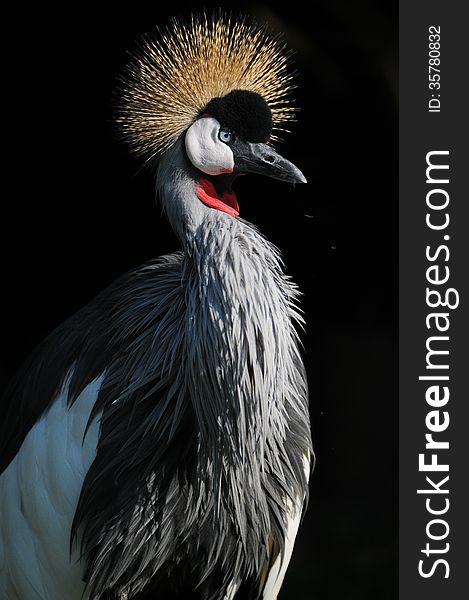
185, 117, 235, 176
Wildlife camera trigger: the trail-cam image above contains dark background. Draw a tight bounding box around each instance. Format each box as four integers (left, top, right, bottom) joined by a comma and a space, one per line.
2, 1, 397, 598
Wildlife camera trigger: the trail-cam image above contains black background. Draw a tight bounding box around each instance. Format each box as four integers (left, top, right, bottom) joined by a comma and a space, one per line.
1, 1, 397, 598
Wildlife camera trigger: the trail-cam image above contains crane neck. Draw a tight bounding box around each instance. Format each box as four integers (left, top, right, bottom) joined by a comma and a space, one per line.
156, 138, 307, 472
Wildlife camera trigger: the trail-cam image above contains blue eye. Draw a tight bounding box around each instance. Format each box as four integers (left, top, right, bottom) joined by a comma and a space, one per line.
218, 129, 235, 143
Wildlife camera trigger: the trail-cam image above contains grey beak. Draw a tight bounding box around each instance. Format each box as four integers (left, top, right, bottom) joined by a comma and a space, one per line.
234, 142, 307, 184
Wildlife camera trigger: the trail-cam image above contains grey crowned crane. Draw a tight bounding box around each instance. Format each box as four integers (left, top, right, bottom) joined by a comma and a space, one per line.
0, 12, 313, 600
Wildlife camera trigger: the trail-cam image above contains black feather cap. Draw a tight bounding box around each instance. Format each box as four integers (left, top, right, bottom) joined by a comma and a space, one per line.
204, 89, 273, 143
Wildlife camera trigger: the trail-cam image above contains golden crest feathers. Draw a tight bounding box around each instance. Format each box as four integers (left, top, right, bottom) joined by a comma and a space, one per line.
116, 12, 296, 163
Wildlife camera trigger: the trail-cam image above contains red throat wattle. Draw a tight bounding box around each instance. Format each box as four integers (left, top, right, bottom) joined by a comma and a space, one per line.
195, 178, 239, 218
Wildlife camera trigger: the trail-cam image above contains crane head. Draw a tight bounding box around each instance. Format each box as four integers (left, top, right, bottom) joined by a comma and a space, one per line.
117, 12, 305, 222
184, 89, 305, 217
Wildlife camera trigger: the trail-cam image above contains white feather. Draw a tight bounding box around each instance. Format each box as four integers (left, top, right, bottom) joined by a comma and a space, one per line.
261, 451, 311, 600
224, 578, 239, 600
0, 371, 104, 600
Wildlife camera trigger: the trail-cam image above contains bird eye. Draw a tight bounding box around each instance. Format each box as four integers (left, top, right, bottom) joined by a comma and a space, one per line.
218, 129, 235, 144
